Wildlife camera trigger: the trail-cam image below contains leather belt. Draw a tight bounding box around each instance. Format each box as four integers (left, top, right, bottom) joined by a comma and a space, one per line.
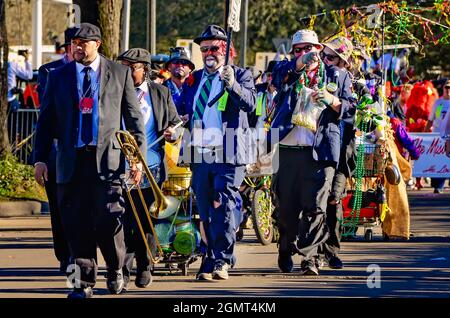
279, 144, 312, 151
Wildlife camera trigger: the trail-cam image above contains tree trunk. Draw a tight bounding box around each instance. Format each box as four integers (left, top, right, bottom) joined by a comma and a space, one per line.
72, 0, 99, 26
0, 0, 10, 159
73, 0, 123, 60
98, 0, 123, 59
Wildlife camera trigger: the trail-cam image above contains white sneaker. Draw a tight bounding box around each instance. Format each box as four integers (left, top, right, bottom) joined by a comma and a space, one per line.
212, 262, 229, 280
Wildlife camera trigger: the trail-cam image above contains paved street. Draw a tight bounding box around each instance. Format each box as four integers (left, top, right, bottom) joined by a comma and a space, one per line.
0, 189, 449, 298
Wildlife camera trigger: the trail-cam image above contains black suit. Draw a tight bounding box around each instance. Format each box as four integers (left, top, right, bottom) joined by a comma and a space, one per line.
36, 57, 70, 269
34, 55, 146, 288
123, 81, 181, 277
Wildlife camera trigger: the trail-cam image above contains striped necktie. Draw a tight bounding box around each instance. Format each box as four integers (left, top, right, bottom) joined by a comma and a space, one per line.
193, 73, 216, 122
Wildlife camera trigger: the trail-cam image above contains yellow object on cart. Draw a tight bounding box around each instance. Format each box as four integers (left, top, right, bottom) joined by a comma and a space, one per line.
162, 140, 192, 197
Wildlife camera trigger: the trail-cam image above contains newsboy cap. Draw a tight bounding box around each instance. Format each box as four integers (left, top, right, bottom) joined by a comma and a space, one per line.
194, 25, 228, 45
73, 23, 102, 41
117, 48, 152, 64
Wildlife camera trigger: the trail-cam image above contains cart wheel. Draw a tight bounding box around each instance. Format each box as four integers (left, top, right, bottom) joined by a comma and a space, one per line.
251, 189, 274, 245
179, 263, 188, 276
364, 229, 373, 241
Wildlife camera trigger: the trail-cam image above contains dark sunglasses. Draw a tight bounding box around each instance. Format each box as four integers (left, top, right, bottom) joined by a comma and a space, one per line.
293, 45, 313, 54
171, 59, 190, 66
320, 51, 339, 61
199, 45, 220, 53
444, 86, 450, 89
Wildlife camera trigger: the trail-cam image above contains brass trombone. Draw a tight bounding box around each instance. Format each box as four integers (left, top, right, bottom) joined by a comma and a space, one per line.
115, 130, 181, 264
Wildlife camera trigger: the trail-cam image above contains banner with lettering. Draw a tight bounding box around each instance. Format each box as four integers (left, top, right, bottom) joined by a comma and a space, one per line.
410, 133, 450, 177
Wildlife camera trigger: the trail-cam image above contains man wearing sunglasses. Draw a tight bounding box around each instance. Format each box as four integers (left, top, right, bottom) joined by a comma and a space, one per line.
164, 47, 195, 113
169, 24, 256, 282
269, 30, 353, 276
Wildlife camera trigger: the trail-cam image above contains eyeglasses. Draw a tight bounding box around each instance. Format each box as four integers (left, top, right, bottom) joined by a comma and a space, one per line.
199, 45, 220, 53
320, 51, 339, 61
293, 45, 313, 54
444, 86, 450, 89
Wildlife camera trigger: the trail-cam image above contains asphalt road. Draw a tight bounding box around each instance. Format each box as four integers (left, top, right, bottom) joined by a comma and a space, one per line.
0, 189, 449, 298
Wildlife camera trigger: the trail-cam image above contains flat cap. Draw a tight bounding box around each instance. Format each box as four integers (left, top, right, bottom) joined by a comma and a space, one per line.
73, 23, 102, 41
117, 48, 151, 64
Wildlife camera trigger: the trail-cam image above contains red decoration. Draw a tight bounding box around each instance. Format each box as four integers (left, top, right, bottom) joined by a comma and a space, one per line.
186, 73, 195, 87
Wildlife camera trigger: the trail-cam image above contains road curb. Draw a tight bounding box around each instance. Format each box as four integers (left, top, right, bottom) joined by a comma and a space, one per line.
0, 201, 49, 217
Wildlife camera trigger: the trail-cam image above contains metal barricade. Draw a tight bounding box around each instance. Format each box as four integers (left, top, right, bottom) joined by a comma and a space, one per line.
8, 109, 39, 164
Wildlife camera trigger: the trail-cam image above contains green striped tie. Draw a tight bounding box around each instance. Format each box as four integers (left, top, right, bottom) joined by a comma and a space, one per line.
193, 73, 216, 122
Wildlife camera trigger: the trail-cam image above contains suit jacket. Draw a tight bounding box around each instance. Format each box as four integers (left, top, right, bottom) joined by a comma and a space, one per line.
36, 57, 70, 173
270, 60, 354, 166
178, 65, 257, 165
34, 55, 146, 184
37, 58, 66, 102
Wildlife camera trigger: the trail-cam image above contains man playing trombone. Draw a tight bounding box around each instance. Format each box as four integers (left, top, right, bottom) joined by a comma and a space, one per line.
117, 48, 182, 290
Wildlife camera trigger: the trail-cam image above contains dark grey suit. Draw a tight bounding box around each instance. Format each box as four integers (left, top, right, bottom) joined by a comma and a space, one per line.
34, 55, 146, 288
35, 56, 146, 182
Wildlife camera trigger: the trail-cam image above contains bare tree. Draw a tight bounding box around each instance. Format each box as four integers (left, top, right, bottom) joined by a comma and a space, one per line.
0, 0, 10, 158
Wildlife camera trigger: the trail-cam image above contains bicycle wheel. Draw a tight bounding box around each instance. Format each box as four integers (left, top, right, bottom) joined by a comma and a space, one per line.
251, 189, 274, 245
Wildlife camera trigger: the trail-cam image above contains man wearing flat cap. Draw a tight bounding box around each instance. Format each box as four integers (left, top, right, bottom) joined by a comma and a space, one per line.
117, 47, 182, 290
170, 24, 256, 282
34, 22, 146, 298
35, 26, 79, 276
164, 47, 195, 113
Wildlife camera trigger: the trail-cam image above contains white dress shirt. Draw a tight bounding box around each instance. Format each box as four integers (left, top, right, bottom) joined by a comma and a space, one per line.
191, 67, 224, 147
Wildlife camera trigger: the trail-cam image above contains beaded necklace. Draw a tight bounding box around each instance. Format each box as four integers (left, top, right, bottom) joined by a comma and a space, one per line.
294, 60, 325, 95
341, 118, 367, 237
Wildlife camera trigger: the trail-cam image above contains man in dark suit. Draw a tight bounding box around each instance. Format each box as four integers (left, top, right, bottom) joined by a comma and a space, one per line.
117, 48, 182, 290
172, 25, 256, 281
36, 26, 79, 274
34, 23, 146, 298
269, 30, 353, 276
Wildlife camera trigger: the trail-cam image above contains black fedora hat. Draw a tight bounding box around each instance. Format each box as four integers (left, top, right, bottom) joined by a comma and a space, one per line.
193, 25, 227, 45
117, 48, 151, 64
165, 47, 195, 71
62, 27, 80, 47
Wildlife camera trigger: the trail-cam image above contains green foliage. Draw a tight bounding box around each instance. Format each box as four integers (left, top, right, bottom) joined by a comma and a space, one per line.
0, 154, 47, 201
129, 1, 449, 77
